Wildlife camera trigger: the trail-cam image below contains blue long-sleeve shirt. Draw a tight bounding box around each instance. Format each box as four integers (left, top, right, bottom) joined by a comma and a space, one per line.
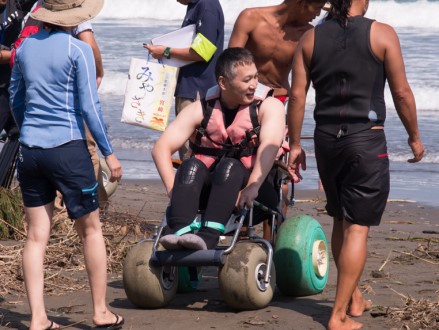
9, 29, 113, 156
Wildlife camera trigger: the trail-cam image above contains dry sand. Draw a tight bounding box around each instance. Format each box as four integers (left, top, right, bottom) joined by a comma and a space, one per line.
1, 179, 438, 329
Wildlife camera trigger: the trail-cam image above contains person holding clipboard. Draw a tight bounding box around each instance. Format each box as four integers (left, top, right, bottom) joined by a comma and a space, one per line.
144, 0, 224, 160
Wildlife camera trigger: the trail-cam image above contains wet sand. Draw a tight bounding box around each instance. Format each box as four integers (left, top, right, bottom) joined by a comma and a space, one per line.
1, 179, 438, 329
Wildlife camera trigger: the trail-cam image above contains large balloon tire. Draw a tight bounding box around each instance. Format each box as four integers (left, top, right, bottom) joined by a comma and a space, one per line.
274, 215, 329, 297
123, 240, 178, 308
177, 266, 203, 293
99, 158, 118, 197
218, 242, 276, 310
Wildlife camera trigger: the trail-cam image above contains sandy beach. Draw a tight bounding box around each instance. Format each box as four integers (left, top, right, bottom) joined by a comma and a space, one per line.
0, 179, 438, 330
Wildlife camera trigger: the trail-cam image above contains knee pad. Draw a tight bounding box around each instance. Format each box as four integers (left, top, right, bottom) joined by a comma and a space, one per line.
176, 158, 209, 185
213, 158, 247, 185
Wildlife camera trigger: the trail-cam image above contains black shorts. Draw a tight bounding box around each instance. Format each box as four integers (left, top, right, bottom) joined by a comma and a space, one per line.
314, 128, 389, 226
17, 140, 99, 219
252, 167, 282, 225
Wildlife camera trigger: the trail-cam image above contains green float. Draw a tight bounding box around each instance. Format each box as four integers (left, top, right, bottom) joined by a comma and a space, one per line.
274, 215, 329, 296
177, 266, 203, 293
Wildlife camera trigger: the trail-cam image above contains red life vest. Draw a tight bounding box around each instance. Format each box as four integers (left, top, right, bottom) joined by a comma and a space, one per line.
9, 2, 41, 68
189, 84, 273, 169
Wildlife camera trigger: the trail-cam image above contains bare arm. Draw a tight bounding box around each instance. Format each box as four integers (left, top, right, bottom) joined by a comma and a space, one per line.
145, 7, 221, 63
228, 10, 254, 48
152, 102, 204, 196
144, 44, 204, 62
237, 97, 285, 209
287, 30, 313, 182
371, 22, 424, 162
0, 49, 11, 64
76, 29, 104, 88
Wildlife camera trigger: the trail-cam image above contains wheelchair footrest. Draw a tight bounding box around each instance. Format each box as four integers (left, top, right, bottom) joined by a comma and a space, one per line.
151, 249, 225, 267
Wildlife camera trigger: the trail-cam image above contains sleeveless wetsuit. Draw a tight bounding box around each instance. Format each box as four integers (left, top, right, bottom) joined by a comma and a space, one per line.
311, 16, 390, 226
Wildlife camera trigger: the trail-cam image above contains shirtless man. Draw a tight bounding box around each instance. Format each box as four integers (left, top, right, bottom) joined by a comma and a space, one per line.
228, 0, 326, 98
228, 0, 326, 237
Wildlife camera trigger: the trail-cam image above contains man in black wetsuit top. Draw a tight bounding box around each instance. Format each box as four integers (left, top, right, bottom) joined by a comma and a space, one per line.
287, 0, 424, 328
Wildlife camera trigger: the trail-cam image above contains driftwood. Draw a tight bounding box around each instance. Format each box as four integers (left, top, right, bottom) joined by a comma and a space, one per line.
0, 205, 154, 297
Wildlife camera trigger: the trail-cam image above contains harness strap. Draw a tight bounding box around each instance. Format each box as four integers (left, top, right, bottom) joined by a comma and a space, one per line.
196, 98, 216, 145
249, 100, 260, 131
189, 140, 257, 158
188, 141, 229, 157
174, 219, 225, 236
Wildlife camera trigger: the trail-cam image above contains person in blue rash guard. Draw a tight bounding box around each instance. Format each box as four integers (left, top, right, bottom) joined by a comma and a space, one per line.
8, 0, 124, 329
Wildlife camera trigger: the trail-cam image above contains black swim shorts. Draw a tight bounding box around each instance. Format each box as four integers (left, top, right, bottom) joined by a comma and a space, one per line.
314, 128, 390, 226
17, 140, 99, 219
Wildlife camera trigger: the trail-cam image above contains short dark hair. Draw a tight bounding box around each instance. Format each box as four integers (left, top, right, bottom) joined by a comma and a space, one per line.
215, 48, 255, 81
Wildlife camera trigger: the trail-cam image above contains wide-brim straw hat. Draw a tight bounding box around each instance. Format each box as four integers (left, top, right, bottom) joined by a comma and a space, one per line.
31, 0, 104, 27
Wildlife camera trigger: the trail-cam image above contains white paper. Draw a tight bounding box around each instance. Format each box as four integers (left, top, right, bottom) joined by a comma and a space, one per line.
151, 24, 196, 67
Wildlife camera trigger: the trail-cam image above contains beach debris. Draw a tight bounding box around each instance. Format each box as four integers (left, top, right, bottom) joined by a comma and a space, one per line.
294, 198, 321, 203
388, 296, 439, 329
359, 284, 375, 295
0, 204, 154, 297
371, 289, 439, 329
371, 270, 388, 279
392, 249, 439, 265
386, 236, 439, 244
243, 318, 266, 326
422, 230, 439, 235
385, 220, 414, 224
47, 304, 86, 315
387, 199, 417, 203
378, 250, 394, 272
0, 187, 25, 240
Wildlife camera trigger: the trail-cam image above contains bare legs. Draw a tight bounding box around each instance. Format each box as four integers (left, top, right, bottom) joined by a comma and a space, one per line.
74, 209, 122, 326
22, 203, 60, 330
22, 205, 122, 329
328, 219, 370, 330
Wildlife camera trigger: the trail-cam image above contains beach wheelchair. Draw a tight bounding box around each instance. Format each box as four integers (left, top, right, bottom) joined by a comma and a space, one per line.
122, 160, 329, 310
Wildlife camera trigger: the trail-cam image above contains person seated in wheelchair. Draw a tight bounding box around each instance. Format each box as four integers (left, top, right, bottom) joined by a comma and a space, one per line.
152, 47, 285, 251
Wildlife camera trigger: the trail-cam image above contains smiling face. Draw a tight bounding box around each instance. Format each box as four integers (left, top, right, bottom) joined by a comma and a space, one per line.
219, 63, 259, 107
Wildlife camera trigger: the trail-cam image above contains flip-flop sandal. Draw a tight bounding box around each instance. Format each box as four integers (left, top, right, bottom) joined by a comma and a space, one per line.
94, 312, 124, 329
45, 321, 60, 329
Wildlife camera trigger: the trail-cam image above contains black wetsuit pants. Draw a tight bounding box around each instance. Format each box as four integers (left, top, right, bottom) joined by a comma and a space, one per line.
166, 157, 281, 249
166, 157, 249, 249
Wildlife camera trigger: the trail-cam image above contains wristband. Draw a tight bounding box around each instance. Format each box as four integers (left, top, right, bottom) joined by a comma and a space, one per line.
163, 47, 171, 59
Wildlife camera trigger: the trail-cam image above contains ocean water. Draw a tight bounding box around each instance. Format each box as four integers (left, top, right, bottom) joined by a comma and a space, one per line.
92, 0, 439, 206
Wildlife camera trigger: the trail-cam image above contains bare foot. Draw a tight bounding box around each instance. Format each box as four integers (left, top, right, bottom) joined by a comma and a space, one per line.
328, 315, 363, 330
348, 298, 372, 317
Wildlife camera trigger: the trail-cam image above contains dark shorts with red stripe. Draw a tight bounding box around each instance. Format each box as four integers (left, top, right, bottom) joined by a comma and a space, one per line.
314, 128, 390, 226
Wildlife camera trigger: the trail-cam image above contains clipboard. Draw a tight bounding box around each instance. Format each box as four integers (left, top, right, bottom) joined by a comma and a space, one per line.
151, 24, 196, 67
